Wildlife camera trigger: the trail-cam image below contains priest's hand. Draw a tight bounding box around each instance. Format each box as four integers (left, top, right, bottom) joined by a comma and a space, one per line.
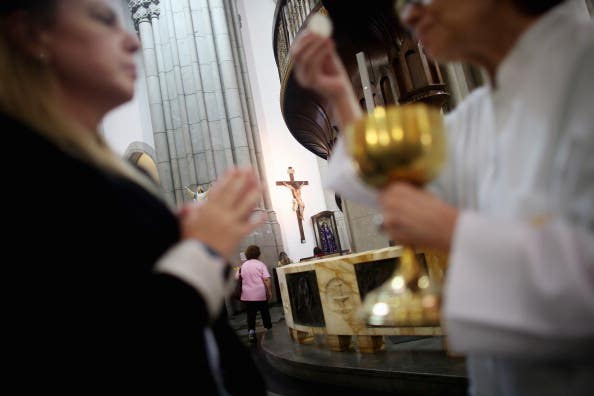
290, 31, 362, 129
378, 182, 459, 253
179, 168, 264, 259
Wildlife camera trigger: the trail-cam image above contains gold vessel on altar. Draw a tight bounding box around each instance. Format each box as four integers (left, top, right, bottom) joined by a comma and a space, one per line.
344, 104, 447, 327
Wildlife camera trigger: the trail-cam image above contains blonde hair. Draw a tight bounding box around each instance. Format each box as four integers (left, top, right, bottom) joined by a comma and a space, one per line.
0, 13, 162, 198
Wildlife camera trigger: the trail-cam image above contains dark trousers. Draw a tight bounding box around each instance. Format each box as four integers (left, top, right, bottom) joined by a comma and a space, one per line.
245, 301, 272, 331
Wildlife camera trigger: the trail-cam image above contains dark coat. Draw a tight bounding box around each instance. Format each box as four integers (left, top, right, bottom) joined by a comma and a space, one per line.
3, 112, 266, 395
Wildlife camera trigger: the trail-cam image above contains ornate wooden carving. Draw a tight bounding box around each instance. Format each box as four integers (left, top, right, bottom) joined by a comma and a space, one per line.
274, 0, 450, 159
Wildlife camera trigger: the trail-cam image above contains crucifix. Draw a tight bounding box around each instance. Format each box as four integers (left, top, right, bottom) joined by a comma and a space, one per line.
276, 167, 309, 243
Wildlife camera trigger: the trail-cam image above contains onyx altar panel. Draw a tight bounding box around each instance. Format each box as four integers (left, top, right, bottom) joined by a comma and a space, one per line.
286, 270, 325, 327
355, 253, 428, 299
276, 247, 446, 353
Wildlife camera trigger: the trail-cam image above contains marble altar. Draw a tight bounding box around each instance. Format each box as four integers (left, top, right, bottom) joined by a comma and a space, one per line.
276, 246, 447, 352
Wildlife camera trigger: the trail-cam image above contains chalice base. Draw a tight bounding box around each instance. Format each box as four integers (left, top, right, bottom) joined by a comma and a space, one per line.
360, 285, 441, 327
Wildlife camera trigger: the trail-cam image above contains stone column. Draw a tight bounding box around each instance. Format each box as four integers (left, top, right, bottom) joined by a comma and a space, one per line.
225, 0, 284, 257
129, 0, 284, 277
157, 3, 218, 189
130, 0, 177, 204
207, 0, 251, 168
224, 0, 261, 177
151, 13, 185, 203
189, 0, 235, 176
161, 0, 205, 201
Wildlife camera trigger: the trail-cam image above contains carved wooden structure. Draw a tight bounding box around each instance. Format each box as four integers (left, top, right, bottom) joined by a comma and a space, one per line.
273, 0, 450, 159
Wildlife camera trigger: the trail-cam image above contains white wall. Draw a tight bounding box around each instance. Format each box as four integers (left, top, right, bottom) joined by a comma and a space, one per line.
102, 82, 154, 156
102, 0, 155, 156
237, 0, 329, 262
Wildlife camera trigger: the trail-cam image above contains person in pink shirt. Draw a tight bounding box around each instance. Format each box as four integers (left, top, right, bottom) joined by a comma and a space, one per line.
236, 245, 272, 342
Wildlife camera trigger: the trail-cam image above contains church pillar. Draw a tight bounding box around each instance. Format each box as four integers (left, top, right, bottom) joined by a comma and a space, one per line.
208, 0, 251, 168
188, 0, 235, 175
151, 14, 186, 203
156, 3, 218, 190
167, 1, 208, 200
129, 0, 284, 270
224, 0, 262, 180
225, 0, 284, 256
131, 0, 177, 204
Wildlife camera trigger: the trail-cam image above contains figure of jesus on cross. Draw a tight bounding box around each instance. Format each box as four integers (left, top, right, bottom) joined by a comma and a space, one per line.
276, 167, 309, 243
283, 181, 305, 220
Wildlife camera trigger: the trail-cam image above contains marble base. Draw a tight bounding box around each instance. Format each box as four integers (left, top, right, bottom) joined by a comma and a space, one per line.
326, 335, 352, 352
262, 320, 467, 396
289, 328, 315, 344
276, 246, 447, 352
358, 335, 385, 353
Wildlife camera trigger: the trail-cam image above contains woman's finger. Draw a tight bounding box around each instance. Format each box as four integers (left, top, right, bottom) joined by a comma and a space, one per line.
211, 169, 249, 207
178, 203, 193, 218
207, 168, 238, 201
234, 188, 263, 221
239, 212, 266, 237
229, 169, 260, 208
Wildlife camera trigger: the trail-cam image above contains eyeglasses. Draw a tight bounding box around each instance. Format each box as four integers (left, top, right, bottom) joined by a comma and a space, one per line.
395, 0, 433, 16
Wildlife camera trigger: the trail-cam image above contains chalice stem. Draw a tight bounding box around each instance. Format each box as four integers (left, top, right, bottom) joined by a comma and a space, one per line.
400, 245, 421, 288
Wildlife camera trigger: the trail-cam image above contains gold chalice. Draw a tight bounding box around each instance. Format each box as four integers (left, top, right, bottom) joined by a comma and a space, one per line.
344, 104, 446, 326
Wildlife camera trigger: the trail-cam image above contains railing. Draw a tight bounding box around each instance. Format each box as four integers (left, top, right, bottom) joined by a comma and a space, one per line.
273, 0, 321, 82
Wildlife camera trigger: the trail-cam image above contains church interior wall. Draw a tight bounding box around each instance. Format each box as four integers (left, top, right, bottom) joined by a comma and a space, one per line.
99, 0, 403, 262
342, 201, 390, 252
315, 157, 352, 252
236, 0, 332, 263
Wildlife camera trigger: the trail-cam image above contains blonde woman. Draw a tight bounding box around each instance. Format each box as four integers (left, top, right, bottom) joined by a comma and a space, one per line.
1, 1, 265, 394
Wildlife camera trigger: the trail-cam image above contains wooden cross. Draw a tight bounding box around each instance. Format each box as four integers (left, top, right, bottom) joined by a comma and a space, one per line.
276, 167, 309, 243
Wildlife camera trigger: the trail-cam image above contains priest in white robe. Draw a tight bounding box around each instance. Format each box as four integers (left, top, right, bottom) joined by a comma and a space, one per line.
291, 0, 594, 395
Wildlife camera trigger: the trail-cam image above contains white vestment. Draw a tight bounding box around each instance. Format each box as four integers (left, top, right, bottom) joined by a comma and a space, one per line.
326, 1, 594, 394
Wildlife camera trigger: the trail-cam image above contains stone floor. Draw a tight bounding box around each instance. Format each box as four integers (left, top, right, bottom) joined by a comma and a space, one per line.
227, 303, 468, 396
227, 303, 286, 334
